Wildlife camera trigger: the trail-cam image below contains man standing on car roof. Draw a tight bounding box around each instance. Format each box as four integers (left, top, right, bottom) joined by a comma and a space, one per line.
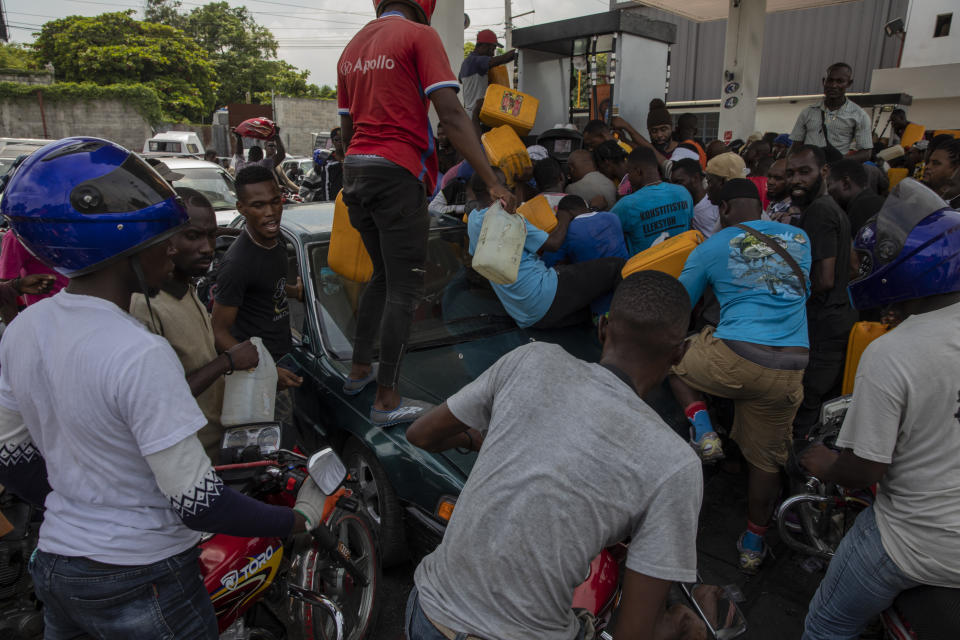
337, 0, 516, 427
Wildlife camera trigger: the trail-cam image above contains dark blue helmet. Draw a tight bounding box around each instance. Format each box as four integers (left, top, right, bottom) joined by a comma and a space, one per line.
0, 137, 188, 277
848, 178, 960, 310
313, 148, 330, 168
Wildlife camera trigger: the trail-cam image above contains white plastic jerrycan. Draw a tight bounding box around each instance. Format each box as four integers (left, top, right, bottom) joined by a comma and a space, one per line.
471, 200, 526, 285
221, 337, 278, 426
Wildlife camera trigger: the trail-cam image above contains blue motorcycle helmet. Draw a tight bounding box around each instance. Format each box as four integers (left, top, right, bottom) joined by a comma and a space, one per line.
0, 137, 188, 278
313, 148, 330, 169
848, 178, 960, 310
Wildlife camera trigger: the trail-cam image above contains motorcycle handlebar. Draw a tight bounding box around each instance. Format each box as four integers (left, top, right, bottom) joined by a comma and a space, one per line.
310, 524, 370, 588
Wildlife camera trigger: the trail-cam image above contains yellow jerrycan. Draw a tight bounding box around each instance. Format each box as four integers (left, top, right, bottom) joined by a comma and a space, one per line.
328, 191, 373, 282
621, 230, 705, 279
479, 84, 539, 137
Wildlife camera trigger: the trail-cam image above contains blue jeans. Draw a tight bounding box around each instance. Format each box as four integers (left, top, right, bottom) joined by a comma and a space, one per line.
802, 505, 920, 640
405, 586, 593, 640
30, 546, 218, 640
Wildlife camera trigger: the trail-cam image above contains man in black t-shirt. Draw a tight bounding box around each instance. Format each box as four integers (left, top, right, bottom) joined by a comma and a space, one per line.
212, 166, 304, 418
788, 145, 858, 431
826, 159, 885, 239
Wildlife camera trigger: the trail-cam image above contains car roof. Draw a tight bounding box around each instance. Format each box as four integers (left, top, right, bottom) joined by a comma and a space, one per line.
149, 132, 200, 141
280, 201, 336, 237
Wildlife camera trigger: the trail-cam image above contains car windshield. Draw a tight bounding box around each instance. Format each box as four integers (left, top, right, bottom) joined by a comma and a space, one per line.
308, 224, 516, 361
175, 167, 238, 210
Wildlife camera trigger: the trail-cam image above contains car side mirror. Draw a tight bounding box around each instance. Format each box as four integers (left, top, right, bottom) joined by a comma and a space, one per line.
308, 447, 347, 495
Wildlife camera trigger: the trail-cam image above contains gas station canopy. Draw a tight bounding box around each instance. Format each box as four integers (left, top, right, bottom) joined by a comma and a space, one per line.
512, 11, 675, 56
627, 0, 858, 22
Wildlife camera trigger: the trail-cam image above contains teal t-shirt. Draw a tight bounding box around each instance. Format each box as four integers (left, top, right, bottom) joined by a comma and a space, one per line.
679, 220, 812, 347
467, 208, 558, 328
611, 182, 694, 256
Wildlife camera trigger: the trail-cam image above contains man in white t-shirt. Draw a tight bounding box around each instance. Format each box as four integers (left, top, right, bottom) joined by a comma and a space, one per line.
404, 271, 703, 640
0, 138, 326, 638
800, 181, 960, 639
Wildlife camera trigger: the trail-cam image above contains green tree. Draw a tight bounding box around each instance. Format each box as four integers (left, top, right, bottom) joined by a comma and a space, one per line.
464, 42, 475, 58
32, 11, 217, 122
147, 0, 322, 106
0, 43, 41, 70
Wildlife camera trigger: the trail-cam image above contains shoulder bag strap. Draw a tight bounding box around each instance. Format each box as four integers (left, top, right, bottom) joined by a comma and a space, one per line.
734, 223, 808, 296
819, 107, 839, 154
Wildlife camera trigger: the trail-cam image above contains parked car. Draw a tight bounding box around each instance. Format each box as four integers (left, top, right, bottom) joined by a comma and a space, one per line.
0, 138, 50, 178
162, 157, 240, 226
224, 203, 683, 566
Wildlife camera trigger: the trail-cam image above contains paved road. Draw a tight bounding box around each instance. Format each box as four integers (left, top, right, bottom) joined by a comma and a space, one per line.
364, 462, 830, 640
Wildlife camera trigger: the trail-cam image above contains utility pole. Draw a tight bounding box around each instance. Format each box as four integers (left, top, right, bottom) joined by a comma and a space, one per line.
504, 0, 512, 50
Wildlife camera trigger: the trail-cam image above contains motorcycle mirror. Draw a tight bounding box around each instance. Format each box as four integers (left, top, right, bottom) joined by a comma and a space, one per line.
307, 448, 348, 495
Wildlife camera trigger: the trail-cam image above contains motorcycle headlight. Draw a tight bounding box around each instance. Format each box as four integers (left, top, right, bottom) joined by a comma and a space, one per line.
818, 396, 852, 427
220, 423, 283, 456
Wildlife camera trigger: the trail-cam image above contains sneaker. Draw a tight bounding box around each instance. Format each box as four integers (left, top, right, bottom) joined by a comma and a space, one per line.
343, 365, 378, 396
690, 429, 725, 463
737, 532, 768, 575
370, 398, 433, 427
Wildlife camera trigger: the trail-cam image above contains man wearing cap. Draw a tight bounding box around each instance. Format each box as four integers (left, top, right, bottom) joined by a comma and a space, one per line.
670, 178, 811, 574
705, 152, 747, 210
459, 30, 517, 119
337, 1, 516, 427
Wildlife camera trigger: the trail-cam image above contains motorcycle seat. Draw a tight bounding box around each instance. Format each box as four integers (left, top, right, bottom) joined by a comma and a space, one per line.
893, 585, 960, 638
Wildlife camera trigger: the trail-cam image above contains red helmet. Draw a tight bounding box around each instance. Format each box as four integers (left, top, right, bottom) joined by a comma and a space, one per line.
372, 0, 435, 24
234, 117, 276, 141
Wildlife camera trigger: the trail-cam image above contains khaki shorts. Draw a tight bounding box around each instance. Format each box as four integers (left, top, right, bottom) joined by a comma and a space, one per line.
672, 327, 805, 473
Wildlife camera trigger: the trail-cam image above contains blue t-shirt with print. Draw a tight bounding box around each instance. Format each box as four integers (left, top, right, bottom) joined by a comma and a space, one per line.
467, 208, 558, 328
611, 182, 694, 256
679, 220, 812, 347
543, 211, 628, 314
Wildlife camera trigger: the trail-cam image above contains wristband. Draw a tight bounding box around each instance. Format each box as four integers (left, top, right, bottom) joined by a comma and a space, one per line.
223, 351, 235, 375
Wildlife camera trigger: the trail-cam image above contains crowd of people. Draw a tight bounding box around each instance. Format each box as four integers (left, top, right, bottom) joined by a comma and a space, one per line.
0, 0, 957, 639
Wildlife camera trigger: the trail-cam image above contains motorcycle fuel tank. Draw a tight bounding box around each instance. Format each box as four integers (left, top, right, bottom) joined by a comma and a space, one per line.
200, 534, 285, 631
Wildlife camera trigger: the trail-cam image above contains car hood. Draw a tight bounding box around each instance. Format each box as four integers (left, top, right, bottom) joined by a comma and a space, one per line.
397, 325, 602, 477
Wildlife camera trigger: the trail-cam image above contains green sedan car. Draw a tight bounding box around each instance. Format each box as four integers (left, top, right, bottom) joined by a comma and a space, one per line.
227, 202, 682, 566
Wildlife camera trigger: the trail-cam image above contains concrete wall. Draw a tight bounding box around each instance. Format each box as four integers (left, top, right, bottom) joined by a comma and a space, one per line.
272, 97, 339, 157
0, 70, 54, 85
0, 96, 152, 150
616, 33, 670, 141
902, 0, 960, 68
518, 50, 571, 135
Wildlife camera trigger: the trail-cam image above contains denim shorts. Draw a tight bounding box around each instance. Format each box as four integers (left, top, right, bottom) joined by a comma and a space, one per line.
29, 546, 218, 640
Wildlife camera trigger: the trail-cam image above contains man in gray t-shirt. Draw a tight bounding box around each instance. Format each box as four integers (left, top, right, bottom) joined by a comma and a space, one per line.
405, 271, 703, 640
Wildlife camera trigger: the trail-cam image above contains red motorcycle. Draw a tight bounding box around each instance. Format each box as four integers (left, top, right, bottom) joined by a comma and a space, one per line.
572, 542, 747, 639
203, 424, 380, 640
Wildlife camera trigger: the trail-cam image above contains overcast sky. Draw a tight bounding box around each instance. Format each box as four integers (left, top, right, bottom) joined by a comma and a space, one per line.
5, 0, 611, 87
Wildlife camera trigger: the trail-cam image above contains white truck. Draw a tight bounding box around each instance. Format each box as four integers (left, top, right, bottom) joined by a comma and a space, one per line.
142, 131, 205, 156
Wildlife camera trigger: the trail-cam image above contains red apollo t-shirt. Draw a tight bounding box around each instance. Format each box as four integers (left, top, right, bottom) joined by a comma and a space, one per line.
337, 14, 460, 194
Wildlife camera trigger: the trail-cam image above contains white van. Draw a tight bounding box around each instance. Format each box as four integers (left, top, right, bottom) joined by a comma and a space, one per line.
143, 131, 205, 156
